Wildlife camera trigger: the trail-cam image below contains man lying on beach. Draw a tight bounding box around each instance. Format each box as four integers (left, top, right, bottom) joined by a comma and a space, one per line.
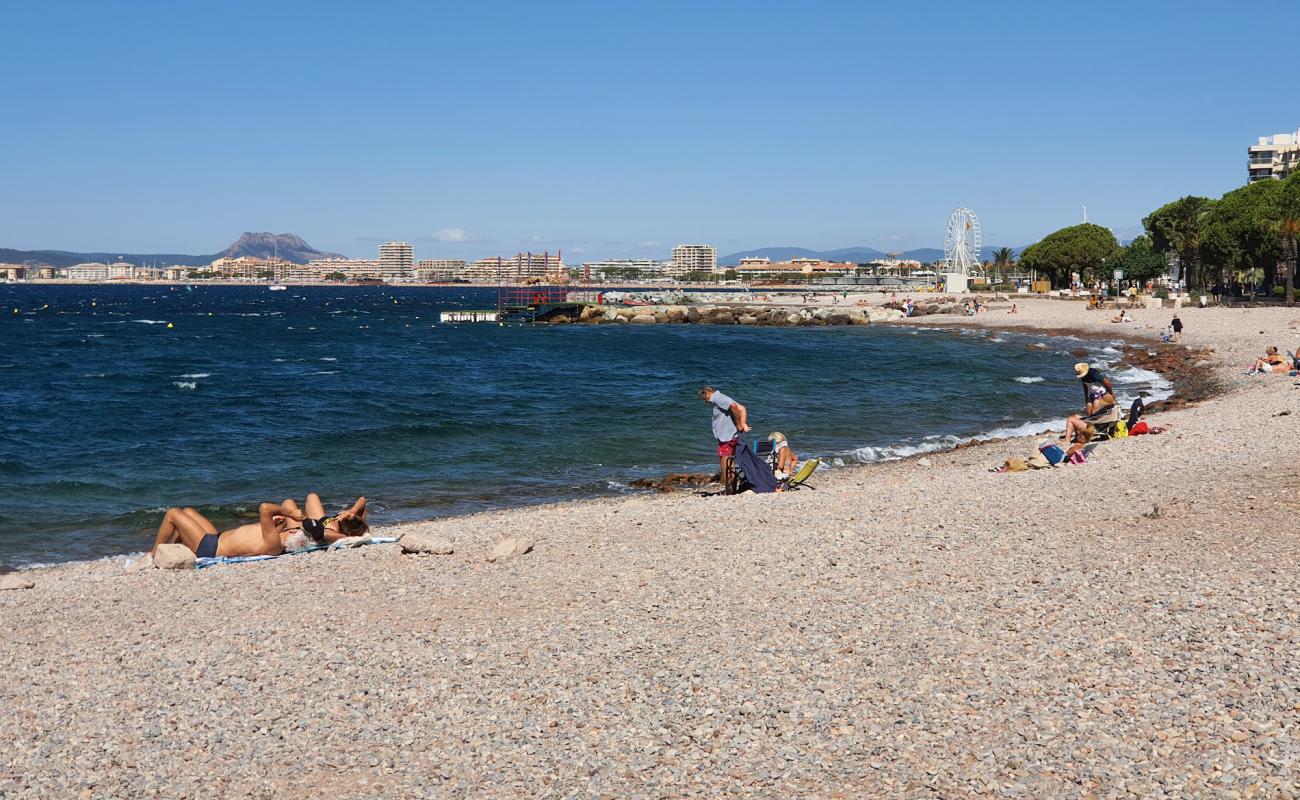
277, 493, 369, 545
152, 502, 303, 559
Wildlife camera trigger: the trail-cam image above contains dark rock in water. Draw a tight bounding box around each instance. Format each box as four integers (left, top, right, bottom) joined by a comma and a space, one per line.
827, 314, 850, 326
1070, 348, 1090, 357
629, 472, 717, 492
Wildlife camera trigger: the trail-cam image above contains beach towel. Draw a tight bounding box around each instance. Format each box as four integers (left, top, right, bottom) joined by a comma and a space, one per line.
733, 438, 778, 493
194, 536, 398, 569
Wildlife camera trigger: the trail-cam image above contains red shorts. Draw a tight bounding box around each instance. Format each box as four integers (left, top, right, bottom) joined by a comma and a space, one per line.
717, 437, 739, 458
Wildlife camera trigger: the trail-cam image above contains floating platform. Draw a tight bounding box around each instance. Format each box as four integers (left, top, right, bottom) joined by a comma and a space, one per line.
439, 310, 501, 323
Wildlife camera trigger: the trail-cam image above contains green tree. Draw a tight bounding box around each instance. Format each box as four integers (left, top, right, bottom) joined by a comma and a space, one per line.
1200, 181, 1282, 293
1017, 223, 1119, 288
1103, 235, 1168, 285
1143, 196, 1214, 291
325, 271, 347, 281
1274, 172, 1300, 305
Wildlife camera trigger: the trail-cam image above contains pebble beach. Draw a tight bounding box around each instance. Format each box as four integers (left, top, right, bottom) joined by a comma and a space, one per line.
3, 296, 1299, 798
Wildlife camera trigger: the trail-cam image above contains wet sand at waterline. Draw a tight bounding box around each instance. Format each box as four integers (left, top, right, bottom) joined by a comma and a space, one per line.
3, 298, 1299, 797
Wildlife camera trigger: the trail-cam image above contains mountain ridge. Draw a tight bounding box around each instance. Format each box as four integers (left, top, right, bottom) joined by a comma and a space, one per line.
0, 232, 343, 268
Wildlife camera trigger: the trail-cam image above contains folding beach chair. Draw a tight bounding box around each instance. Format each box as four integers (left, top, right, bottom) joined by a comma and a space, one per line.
785, 458, 821, 490
727, 437, 778, 494
1085, 404, 1122, 441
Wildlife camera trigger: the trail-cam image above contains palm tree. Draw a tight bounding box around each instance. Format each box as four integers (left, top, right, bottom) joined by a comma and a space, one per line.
990, 247, 1015, 283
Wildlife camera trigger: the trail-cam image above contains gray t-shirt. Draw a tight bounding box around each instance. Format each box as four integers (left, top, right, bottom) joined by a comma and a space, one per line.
710, 391, 738, 442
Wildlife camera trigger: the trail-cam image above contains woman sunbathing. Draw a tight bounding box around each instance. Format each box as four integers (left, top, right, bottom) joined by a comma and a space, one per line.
278, 493, 369, 546
1248, 346, 1288, 374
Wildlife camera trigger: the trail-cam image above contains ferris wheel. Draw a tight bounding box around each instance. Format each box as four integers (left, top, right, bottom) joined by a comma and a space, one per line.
944, 208, 982, 275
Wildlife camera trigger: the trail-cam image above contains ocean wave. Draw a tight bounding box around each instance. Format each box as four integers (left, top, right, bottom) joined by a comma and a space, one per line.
177, 373, 211, 379
320, 357, 338, 361
173, 381, 197, 390
839, 419, 1061, 464
1013, 376, 1044, 384
132, 319, 168, 324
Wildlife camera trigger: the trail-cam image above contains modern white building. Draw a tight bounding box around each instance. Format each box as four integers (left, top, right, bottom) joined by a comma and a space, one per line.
379, 241, 414, 279
415, 259, 468, 281
307, 258, 383, 280
1248, 128, 1300, 183
581, 258, 675, 280
66, 262, 110, 281
467, 252, 568, 283
671, 244, 717, 276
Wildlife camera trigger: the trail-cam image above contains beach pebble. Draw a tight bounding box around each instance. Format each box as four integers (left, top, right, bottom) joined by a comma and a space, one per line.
399, 532, 455, 555
152, 544, 195, 571
487, 537, 534, 562
0, 574, 34, 590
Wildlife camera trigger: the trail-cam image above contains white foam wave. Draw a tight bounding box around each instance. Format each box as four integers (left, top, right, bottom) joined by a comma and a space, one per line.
1014, 376, 1044, 384
320, 357, 338, 361
173, 381, 197, 390
177, 373, 211, 379
839, 419, 1061, 465
310, 370, 339, 375
132, 319, 167, 324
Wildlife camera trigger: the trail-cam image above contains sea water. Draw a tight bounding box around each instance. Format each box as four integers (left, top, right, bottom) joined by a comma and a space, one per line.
0, 285, 1169, 566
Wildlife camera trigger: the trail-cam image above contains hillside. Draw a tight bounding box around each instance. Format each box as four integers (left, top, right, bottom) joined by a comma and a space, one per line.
0, 232, 343, 268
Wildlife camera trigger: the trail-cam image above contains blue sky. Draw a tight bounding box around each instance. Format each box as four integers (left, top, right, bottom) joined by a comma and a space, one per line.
0, 0, 1283, 261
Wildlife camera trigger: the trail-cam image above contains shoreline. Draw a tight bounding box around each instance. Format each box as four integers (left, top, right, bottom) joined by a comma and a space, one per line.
4, 298, 1299, 796
6, 314, 1182, 572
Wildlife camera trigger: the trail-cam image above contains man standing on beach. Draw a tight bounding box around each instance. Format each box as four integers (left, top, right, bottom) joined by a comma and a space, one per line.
699, 385, 750, 490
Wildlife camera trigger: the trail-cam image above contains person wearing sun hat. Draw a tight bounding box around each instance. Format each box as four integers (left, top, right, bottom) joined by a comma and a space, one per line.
1074, 362, 1114, 415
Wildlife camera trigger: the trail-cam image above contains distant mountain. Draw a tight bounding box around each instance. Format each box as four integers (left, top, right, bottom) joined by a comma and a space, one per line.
217, 232, 343, 264
0, 232, 343, 268
718, 244, 1022, 266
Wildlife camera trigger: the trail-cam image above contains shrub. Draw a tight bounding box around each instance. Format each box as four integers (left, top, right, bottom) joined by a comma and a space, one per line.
1154, 288, 1169, 299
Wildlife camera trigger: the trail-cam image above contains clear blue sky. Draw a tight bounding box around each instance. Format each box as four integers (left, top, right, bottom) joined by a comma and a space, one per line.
0, 0, 1283, 261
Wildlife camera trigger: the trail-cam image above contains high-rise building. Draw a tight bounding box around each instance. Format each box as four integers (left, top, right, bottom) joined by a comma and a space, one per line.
379, 241, 414, 278
671, 244, 717, 275
466, 252, 568, 282
1248, 128, 1300, 183
582, 258, 677, 280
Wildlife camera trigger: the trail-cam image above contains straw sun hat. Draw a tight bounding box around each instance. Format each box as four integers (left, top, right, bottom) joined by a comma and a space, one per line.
1073, 362, 1089, 378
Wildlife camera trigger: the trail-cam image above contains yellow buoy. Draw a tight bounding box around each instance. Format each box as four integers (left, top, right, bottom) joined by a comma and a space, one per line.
167, 322, 174, 329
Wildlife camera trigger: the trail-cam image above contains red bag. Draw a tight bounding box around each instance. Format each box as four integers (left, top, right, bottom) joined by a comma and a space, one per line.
1130, 420, 1150, 435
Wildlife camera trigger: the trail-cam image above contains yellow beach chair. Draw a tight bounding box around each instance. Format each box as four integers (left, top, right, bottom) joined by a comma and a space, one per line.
786, 458, 820, 490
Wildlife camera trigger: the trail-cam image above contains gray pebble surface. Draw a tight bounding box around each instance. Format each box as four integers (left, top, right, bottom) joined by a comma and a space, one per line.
2, 300, 1298, 798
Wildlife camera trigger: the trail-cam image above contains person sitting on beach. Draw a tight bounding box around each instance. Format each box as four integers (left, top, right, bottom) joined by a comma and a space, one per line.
1074, 362, 1114, 415
1007, 303, 1018, 315
152, 502, 303, 560
1247, 345, 1288, 375
699, 385, 750, 491
767, 431, 799, 480
278, 493, 369, 546
1110, 309, 1132, 323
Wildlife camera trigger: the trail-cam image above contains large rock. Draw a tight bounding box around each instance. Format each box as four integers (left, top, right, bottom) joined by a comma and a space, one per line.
0, 574, 34, 590
487, 537, 534, 563
711, 311, 734, 325
738, 314, 758, 325
686, 307, 701, 323
786, 313, 802, 325
615, 307, 639, 319
847, 310, 868, 325
400, 531, 454, 555
153, 544, 195, 570
631, 314, 657, 324
826, 313, 850, 326
666, 307, 687, 323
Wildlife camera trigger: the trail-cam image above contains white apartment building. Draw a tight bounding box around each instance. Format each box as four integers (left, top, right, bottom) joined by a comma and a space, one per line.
307, 258, 383, 280
415, 259, 467, 281
379, 241, 414, 279
581, 258, 675, 280
1248, 128, 1300, 183
467, 252, 568, 282
671, 244, 717, 276
66, 262, 109, 281
209, 256, 290, 280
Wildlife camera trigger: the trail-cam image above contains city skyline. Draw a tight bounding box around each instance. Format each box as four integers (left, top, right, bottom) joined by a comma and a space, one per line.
0, 1, 1287, 261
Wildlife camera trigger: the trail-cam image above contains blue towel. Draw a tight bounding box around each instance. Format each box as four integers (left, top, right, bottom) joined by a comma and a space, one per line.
195, 536, 398, 569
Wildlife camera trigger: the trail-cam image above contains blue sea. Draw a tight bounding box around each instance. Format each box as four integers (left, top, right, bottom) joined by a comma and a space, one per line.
0, 285, 1169, 567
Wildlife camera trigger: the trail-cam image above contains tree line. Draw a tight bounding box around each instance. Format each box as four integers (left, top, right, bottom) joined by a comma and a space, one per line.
1017, 171, 1300, 303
